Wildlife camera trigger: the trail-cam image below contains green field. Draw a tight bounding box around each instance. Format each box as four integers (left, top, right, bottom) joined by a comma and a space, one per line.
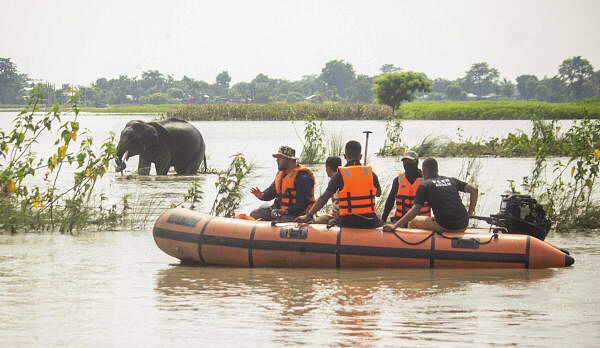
397, 99, 600, 120
0, 104, 179, 114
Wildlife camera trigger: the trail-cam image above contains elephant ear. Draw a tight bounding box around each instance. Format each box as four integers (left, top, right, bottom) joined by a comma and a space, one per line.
147, 122, 170, 145
138, 122, 160, 150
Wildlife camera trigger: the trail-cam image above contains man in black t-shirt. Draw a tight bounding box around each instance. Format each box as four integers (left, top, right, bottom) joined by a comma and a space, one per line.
383, 158, 478, 233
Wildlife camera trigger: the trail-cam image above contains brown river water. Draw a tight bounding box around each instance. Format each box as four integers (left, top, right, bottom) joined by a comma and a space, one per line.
1, 113, 599, 346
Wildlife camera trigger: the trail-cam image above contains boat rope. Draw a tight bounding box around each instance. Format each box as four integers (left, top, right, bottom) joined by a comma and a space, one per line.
391, 231, 434, 245
391, 230, 499, 246
436, 230, 499, 245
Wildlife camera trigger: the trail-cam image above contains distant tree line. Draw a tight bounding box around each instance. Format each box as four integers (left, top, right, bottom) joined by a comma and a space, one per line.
1, 56, 599, 106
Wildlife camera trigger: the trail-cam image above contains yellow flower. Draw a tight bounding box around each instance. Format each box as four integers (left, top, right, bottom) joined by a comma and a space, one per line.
8, 180, 15, 193
52, 153, 57, 166
32, 197, 43, 209
3, 147, 7, 154
571, 166, 575, 177
59, 145, 67, 159
70, 131, 77, 141
595, 149, 600, 161
86, 168, 91, 175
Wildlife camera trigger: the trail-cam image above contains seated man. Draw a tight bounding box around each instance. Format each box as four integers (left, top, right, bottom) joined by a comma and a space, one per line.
383, 158, 478, 233
381, 150, 431, 224
297, 140, 381, 228
312, 156, 341, 224
250, 146, 315, 222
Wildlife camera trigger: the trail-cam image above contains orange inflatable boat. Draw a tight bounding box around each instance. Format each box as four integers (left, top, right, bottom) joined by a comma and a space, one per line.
153, 208, 574, 269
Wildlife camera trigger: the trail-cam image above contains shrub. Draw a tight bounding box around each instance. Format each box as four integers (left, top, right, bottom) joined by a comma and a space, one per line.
0, 85, 123, 233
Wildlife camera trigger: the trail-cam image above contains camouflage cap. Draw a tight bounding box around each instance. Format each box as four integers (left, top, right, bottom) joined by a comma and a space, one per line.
272, 145, 297, 160
401, 150, 419, 162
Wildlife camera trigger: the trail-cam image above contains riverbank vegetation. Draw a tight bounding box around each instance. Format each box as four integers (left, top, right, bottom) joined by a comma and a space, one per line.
4, 100, 599, 124
166, 102, 392, 120
0, 85, 125, 233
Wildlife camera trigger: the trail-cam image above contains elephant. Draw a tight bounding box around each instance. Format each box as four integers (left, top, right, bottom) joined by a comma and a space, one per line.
115, 118, 206, 175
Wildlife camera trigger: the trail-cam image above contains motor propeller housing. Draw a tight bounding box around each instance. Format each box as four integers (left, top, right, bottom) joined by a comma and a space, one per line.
490, 194, 552, 241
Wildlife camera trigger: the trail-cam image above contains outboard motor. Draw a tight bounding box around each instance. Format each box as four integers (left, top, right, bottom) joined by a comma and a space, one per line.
489, 194, 552, 240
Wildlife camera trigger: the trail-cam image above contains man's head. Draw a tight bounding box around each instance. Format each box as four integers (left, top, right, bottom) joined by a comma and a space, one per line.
272, 145, 297, 171
325, 156, 342, 178
344, 140, 362, 162
401, 150, 419, 173
421, 158, 438, 179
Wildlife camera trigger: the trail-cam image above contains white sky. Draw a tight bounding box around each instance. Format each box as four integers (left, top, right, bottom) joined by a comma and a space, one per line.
1, 0, 599, 86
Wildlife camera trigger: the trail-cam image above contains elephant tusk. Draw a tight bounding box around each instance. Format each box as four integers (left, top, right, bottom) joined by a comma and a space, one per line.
122, 150, 129, 162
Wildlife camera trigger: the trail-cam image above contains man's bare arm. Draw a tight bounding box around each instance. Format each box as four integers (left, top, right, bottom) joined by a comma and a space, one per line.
464, 184, 479, 216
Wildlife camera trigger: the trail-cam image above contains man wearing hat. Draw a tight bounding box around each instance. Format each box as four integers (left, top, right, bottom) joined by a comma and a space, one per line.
249, 146, 315, 222
381, 150, 431, 224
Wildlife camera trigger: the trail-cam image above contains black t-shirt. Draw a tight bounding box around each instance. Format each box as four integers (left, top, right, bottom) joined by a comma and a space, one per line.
414, 175, 468, 230
325, 160, 381, 228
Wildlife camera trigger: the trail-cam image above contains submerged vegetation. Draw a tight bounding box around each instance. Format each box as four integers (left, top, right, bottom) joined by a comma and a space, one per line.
0, 85, 123, 233
375, 115, 600, 230
299, 113, 326, 164
210, 153, 255, 217
377, 116, 406, 156
380, 118, 591, 158
514, 118, 600, 231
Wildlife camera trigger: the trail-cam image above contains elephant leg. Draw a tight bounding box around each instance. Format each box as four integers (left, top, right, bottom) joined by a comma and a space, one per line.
156, 161, 170, 175
137, 155, 151, 175
154, 151, 171, 175
178, 150, 204, 175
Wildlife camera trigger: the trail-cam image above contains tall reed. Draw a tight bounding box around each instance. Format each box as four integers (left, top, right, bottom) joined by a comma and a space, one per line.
167, 102, 392, 121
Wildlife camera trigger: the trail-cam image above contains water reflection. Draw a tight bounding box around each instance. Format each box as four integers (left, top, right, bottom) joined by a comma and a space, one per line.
155, 265, 556, 346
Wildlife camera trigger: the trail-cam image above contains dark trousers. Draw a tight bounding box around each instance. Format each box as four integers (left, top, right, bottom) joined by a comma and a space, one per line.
250, 206, 298, 222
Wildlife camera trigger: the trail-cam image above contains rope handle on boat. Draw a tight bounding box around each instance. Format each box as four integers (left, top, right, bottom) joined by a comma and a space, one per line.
390, 229, 499, 246
391, 231, 435, 245
436, 230, 499, 245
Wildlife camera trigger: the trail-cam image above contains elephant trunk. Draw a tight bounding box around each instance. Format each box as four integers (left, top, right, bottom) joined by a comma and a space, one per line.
115, 141, 130, 172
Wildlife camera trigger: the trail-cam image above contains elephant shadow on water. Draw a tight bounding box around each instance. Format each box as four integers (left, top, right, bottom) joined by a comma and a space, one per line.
115, 118, 207, 176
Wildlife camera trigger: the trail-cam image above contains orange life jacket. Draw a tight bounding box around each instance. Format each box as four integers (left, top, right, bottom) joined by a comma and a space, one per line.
275, 165, 315, 213
337, 165, 376, 216
394, 172, 431, 217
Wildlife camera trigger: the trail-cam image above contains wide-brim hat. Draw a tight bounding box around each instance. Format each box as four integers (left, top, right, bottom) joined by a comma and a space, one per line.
401, 150, 419, 162
272, 145, 297, 160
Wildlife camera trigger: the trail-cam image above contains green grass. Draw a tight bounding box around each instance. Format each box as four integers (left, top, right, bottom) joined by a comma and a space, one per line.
397, 99, 600, 120
1, 104, 181, 114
